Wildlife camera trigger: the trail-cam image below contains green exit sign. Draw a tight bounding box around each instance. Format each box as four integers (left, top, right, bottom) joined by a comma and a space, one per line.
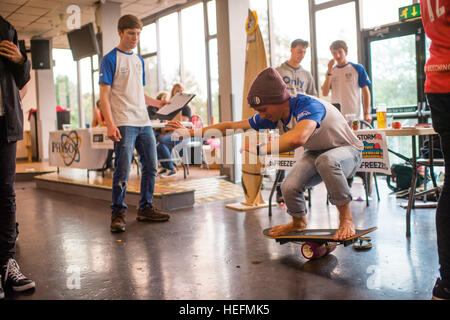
399, 3, 421, 21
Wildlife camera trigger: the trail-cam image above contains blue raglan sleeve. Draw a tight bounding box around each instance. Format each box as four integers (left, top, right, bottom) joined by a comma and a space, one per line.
99, 51, 116, 86
292, 96, 326, 127
352, 63, 371, 88
248, 114, 278, 131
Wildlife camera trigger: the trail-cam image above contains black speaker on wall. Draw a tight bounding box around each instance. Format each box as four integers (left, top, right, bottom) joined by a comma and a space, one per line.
30, 39, 51, 69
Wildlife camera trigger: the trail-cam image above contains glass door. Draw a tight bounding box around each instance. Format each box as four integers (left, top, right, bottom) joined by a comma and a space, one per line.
363, 19, 427, 163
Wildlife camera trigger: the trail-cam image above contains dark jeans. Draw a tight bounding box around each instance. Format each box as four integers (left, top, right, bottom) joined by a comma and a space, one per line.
0, 117, 17, 266
427, 93, 450, 281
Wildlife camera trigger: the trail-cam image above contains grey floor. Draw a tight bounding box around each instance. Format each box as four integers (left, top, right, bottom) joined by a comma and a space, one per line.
6, 177, 439, 300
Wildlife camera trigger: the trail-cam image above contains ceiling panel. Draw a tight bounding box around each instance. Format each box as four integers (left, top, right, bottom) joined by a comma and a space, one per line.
2, 0, 189, 49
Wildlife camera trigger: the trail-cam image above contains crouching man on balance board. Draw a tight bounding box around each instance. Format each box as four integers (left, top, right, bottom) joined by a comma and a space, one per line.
167, 67, 363, 240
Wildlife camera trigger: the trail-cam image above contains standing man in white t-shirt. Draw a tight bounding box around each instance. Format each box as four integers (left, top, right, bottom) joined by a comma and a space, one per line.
274, 39, 317, 203
99, 15, 170, 233
321, 40, 372, 123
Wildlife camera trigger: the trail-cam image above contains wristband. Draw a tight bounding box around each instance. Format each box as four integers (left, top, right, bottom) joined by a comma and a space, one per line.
327, 73, 332, 76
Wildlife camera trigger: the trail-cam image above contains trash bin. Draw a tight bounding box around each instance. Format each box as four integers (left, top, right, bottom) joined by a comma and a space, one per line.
56, 106, 71, 130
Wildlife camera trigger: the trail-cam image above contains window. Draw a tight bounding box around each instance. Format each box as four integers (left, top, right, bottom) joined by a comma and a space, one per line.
158, 12, 181, 90
315, 2, 358, 99
271, 0, 311, 71
140, 23, 157, 55
181, 3, 208, 123
80, 57, 94, 128
361, 0, 413, 29
209, 38, 220, 123
53, 49, 79, 128
370, 34, 417, 108
207, 0, 217, 36
143, 56, 159, 99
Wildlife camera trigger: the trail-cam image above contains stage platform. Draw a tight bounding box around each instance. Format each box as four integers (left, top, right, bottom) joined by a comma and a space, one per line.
15, 160, 57, 182
34, 164, 244, 211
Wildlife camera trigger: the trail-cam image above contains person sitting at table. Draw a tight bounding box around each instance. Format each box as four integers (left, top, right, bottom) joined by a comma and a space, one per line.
147, 91, 168, 121
156, 83, 192, 177
92, 100, 113, 170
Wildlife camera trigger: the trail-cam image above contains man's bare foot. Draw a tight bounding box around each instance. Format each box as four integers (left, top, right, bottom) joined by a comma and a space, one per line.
333, 219, 355, 240
269, 217, 307, 237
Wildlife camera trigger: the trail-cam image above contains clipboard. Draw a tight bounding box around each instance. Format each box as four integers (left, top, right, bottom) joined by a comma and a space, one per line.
156, 92, 195, 120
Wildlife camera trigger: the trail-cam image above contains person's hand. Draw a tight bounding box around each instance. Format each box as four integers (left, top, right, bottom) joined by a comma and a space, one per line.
107, 123, 121, 142
327, 59, 335, 73
0, 40, 25, 64
364, 113, 372, 124
166, 120, 190, 139
158, 99, 170, 108
165, 120, 183, 131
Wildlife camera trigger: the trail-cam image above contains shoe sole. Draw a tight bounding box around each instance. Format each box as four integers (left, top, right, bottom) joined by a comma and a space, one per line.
13, 281, 35, 292
136, 216, 170, 222
432, 295, 449, 300
110, 226, 126, 232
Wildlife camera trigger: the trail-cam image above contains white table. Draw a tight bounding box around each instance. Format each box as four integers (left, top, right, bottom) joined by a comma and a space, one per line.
49, 129, 108, 170
357, 127, 438, 237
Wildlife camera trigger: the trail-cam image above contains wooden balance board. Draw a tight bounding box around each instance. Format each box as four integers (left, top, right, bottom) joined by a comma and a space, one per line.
263, 227, 377, 259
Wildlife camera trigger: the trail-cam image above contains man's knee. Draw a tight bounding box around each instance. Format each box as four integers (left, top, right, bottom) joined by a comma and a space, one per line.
280, 178, 305, 198
315, 154, 340, 172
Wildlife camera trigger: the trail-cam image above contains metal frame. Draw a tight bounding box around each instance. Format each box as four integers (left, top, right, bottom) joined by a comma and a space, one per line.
361, 18, 427, 116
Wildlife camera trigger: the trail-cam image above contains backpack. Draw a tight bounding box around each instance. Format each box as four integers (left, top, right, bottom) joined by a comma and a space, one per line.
386, 164, 424, 192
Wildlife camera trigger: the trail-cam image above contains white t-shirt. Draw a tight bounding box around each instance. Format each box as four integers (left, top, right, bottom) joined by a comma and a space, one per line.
330, 62, 371, 118
99, 48, 151, 127
249, 94, 364, 151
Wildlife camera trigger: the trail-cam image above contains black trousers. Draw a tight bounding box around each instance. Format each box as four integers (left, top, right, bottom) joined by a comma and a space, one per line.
0, 117, 17, 266
427, 93, 450, 282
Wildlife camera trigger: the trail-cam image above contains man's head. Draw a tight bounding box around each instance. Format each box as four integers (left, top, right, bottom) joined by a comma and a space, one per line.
117, 15, 143, 51
247, 67, 290, 122
290, 39, 309, 65
329, 40, 348, 65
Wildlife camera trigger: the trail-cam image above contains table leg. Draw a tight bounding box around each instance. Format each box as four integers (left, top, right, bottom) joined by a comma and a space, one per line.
406, 135, 418, 237
268, 170, 284, 217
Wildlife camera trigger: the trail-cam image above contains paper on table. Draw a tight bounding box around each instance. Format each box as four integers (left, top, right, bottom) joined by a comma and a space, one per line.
156, 92, 196, 116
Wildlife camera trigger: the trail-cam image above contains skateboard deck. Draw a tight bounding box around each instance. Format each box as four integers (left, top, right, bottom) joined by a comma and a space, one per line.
263, 227, 377, 259
263, 227, 377, 244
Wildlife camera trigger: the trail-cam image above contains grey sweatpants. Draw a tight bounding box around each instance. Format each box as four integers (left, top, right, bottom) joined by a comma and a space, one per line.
280, 145, 362, 218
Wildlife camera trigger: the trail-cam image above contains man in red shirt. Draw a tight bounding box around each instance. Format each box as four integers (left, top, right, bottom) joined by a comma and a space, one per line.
420, 0, 450, 300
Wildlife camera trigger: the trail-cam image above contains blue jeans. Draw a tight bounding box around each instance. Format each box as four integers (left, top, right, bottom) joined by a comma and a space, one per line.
111, 126, 157, 212
281, 146, 362, 218
157, 134, 176, 170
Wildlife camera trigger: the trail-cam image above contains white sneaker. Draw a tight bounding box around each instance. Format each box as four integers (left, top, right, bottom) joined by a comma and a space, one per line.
2, 259, 35, 292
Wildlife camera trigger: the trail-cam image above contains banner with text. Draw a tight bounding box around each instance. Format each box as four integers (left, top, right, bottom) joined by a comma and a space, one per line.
356, 130, 391, 175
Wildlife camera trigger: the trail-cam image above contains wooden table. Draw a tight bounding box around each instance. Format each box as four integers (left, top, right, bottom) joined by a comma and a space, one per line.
361, 127, 437, 237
